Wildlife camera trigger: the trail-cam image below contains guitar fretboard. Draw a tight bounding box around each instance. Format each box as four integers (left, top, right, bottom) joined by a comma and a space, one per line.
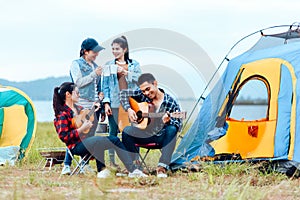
142, 113, 165, 118
141, 112, 186, 119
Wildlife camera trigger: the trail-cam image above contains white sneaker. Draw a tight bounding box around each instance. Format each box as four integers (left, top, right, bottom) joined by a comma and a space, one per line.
128, 169, 148, 178
97, 168, 111, 178
116, 172, 128, 177
61, 165, 71, 175
157, 173, 168, 178
156, 166, 168, 178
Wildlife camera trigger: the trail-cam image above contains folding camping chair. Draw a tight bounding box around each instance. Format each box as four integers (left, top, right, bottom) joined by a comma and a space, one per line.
66, 148, 93, 176
135, 143, 162, 173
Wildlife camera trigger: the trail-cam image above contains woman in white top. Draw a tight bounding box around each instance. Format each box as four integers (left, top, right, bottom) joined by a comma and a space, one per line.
102, 36, 142, 166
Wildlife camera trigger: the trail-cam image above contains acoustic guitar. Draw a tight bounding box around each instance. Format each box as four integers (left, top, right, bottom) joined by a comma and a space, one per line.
118, 97, 187, 131
72, 103, 98, 134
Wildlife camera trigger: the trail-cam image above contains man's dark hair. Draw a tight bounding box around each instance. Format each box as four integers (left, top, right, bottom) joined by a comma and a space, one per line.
137, 73, 156, 86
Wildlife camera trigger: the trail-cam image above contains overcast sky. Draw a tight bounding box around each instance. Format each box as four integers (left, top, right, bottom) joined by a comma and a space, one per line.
1, 0, 300, 83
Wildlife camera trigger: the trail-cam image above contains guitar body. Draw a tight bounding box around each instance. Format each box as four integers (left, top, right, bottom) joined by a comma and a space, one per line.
118, 98, 151, 131
129, 98, 151, 130
72, 109, 95, 134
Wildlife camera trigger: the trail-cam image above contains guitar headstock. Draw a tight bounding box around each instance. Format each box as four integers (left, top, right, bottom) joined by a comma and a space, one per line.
170, 111, 187, 119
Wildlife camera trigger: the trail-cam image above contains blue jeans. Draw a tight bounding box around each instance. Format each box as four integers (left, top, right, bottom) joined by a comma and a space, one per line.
71, 135, 135, 172
64, 147, 72, 166
122, 125, 178, 169
108, 108, 119, 164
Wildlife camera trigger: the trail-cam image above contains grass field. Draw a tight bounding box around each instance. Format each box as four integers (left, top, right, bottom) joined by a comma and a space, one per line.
1, 122, 300, 200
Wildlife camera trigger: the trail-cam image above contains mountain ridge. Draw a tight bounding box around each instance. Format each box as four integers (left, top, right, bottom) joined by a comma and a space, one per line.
0, 76, 70, 100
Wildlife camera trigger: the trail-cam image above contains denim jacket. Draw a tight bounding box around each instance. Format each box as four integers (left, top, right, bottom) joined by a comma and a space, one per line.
102, 59, 141, 108
70, 57, 101, 102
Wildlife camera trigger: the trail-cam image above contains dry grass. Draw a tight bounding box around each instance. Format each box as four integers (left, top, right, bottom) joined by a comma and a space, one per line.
1, 122, 300, 200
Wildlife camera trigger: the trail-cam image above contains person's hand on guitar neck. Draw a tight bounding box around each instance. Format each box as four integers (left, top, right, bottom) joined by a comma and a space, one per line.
77, 120, 93, 134
162, 111, 171, 124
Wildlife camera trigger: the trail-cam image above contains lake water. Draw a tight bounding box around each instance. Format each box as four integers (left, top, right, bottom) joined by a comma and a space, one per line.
33, 100, 267, 123
33, 101, 55, 122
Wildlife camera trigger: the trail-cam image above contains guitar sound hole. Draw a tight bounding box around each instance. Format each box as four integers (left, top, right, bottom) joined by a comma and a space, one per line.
136, 111, 143, 123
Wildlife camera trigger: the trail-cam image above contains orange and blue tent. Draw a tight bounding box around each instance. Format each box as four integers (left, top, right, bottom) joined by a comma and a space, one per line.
172, 24, 300, 173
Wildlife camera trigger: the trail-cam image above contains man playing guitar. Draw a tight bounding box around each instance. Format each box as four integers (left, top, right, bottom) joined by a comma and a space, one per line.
120, 73, 183, 178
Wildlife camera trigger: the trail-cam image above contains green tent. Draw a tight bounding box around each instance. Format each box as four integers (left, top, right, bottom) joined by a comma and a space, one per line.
0, 85, 36, 165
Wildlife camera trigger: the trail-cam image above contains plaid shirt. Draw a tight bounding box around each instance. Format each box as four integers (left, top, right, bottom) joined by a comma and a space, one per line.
120, 88, 182, 131
54, 104, 86, 149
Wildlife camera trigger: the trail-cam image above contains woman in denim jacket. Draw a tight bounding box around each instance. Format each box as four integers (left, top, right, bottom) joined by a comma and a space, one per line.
70, 38, 104, 109
102, 36, 142, 166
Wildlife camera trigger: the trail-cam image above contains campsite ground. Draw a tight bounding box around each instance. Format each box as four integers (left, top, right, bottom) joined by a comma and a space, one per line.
1, 122, 300, 200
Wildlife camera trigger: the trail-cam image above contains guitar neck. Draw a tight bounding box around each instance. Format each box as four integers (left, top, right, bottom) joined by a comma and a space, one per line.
142, 113, 164, 118
87, 107, 95, 118
86, 100, 99, 119
141, 111, 186, 119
